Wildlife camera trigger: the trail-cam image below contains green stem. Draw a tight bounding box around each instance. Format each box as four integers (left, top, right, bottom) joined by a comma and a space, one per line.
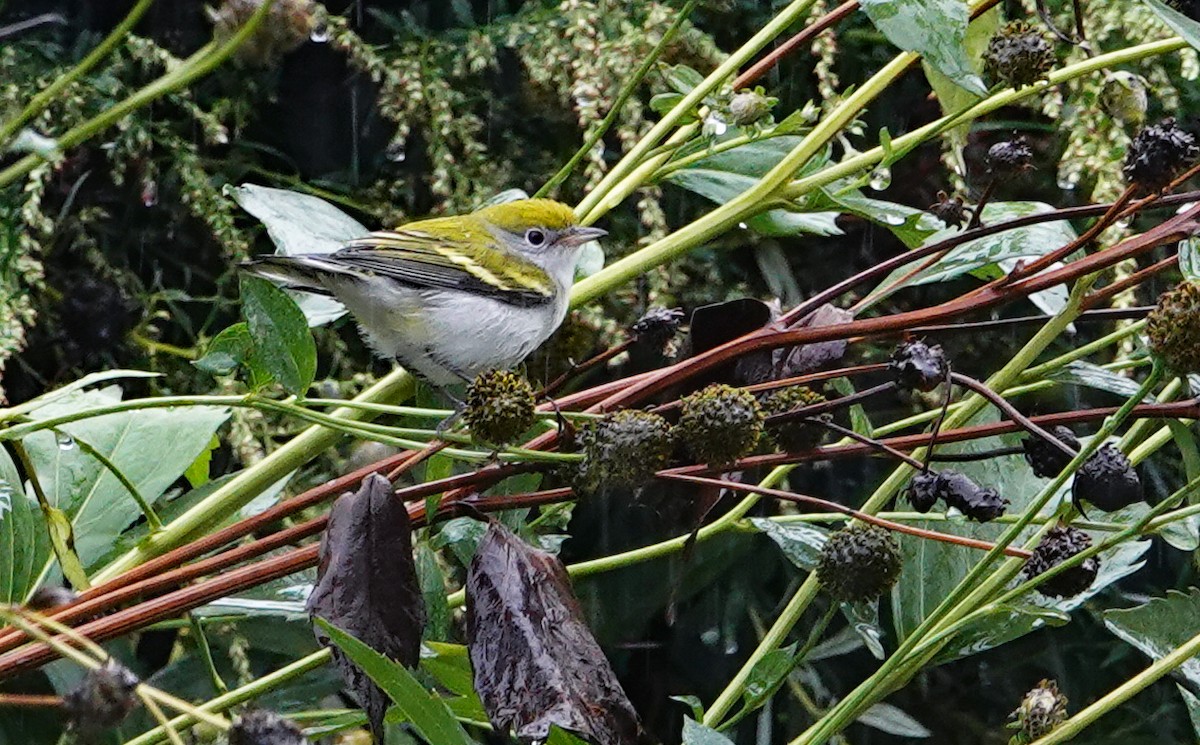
66, 429, 163, 531
535, 0, 699, 199
0, 0, 156, 146
187, 614, 228, 695
0, 0, 278, 189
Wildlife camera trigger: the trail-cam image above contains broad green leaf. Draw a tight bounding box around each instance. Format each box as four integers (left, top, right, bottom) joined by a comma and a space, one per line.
741, 642, 797, 710
416, 544, 451, 641
183, 434, 220, 488
663, 64, 706, 94
1104, 588, 1200, 688
922, 7, 999, 170
868, 201, 1077, 315
1144, 0, 1200, 52
750, 518, 828, 570
816, 190, 942, 248
240, 275, 318, 396
0, 446, 51, 603
931, 604, 1070, 664
194, 323, 276, 390
421, 642, 477, 699
829, 376, 874, 436
677, 136, 807, 178
315, 618, 475, 745
19, 387, 229, 600
1180, 237, 1200, 282
650, 92, 686, 116
857, 703, 931, 738
861, 0, 986, 95
681, 718, 735, 745
1179, 685, 1200, 738
1048, 361, 1158, 402
228, 183, 364, 326
433, 517, 490, 566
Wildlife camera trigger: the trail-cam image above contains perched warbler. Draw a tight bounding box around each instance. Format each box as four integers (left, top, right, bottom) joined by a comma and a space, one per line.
243, 199, 605, 387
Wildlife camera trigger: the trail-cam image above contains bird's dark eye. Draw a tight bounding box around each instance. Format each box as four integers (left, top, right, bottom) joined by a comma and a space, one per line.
525, 228, 547, 247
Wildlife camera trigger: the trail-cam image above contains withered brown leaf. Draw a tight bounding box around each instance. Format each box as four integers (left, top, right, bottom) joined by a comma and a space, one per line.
307, 473, 425, 743
466, 522, 645, 745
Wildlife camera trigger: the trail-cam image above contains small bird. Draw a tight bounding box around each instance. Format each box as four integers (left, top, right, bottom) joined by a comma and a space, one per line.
242, 199, 606, 387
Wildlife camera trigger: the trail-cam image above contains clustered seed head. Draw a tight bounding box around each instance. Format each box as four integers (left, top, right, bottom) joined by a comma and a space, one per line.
208, 0, 319, 66
983, 21, 1056, 89
1023, 525, 1099, 598
928, 191, 967, 228
1073, 443, 1142, 512
889, 340, 949, 393
464, 369, 536, 445
760, 385, 829, 452
630, 306, 685, 352
816, 524, 903, 603
1010, 679, 1069, 742
1147, 281, 1200, 374
64, 660, 141, 736
677, 383, 764, 466
574, 410, 674, 496
986, 138, 1034, 174
727, 88, 777, 127
229, 709, 310, 745
905, 470, 1008, 522
1123, 118, 1199, 191
1022, 426, 1081, 479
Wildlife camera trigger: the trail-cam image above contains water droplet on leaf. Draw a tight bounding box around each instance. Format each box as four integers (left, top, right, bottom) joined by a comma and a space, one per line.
56, 432, 75, 451
868, 166, 891, 191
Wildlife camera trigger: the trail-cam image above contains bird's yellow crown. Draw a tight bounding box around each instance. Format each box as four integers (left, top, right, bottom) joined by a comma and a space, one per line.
474, 198, 580, 234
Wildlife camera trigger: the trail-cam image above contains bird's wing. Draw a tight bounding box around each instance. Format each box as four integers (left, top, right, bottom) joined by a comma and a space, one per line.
328, 228, 555, 307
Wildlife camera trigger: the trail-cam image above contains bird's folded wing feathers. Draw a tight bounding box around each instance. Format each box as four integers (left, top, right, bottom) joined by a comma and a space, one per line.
330, 229, 555, 307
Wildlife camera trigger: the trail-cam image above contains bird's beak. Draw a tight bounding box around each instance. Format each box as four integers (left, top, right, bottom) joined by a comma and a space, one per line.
561, 226, 607, 246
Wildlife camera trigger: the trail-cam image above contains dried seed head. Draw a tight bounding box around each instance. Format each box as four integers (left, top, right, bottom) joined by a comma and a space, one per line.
1123, 118, 1198, 191
1010, 679, 1068, 742
1021, 426, 1081, 478
1147, 281, 1200, 374
727, 88, 777, 126
630, 307, 685, 351
761, 385, 829, 452
906, 471, 941, 513
1073, 443, 1142, 512
229, 709, 309, 745
64, 660, 141, 735
983, 21, 1056, 89
677, 384, 764, 466
888, 340, 948, 392
574, 410, 673, 496
933, 470, 1008, 522
1023, 525, 1099, 598
816, 524, 903, 603
208, 0, 319, 66
928, 191, 967, 228
986, 138, 1034, 174
464, 370, 537, 445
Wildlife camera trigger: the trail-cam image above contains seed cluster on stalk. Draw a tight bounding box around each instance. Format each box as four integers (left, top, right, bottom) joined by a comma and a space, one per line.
464, 369, 537, 445
816, 523, 903, 603
574, 409, 674, 496
676, 383, 764, 466
1123, 118, 1198, 191
1009, 679, 1069, 743
888, 340, 948, 392
983, 21, 1056, 89
904, 470, 1008, 522
760, 384, 830, 452
1147, 281, 1200, 374
1022, 525, 1099, 598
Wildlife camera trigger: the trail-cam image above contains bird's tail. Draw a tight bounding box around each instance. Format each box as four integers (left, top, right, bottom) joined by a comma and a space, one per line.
240, 255, 354, 297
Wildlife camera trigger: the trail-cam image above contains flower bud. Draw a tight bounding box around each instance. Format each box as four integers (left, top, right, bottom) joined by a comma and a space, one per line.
464, 370, 536, 445
983, 21, 1056, 89
1023, 525, 1098, 598
1147, 281, 1200, 373
928, 191, 967, 228
816, 524, 903, 603
986, 138, 1034, 174
727, 88, 776, 127
677, 383, 763, 466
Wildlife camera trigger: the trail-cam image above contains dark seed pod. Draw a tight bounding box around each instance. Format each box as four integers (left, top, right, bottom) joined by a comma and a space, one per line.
986, 138, 1034, 174
1147, 281, 1200, 374
677, 383, 764, 466
208, 0, 319, 66
464, 370, 537, 445
934, 470, 1008, 522
1023, 525, 1099, 598
574, 410, 673, 496
1010, 679, 1068, 742
229, 709, 309, 745
928, 191, 967, 228
983, 21, 1056, 89
629, 307, 685, 351
760, 385, 829, 452
888, 340, 948, 392
816, 524, 903, 603
1022, 426, 1081, 478
1073, 443, 1142, 512
64, 660, 140, 735
906, 471, 941, 513
1123, 118, 1199, 191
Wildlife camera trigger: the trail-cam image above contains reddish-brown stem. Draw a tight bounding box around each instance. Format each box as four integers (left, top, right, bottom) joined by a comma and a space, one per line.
660, 473, 1032, 558
950, 372, 1080, 459
763, 381, 895, 425
1084, 255, 1178, 310
539, 339, 634, 398
812, 418, 925, 470
0, 693, 61, 706
732, 0, 858, 89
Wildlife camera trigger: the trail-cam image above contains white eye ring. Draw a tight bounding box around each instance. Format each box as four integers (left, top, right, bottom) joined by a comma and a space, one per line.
525, 228, 547, 247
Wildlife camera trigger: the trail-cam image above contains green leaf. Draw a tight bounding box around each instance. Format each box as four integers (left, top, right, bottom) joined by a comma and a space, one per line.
857, 703, 931, 738
421, 642, 478, 699
843, 600, 885, 659
314, 618, 475, 745
868, 201, 1077, 315
1178, 685, 1200, 738
1144, 0, 1200, 53
1180, 237, 1200, 282
663, 64, 706, 94
650, 92, 687, 116
1104, 588, 1200, 688
681, 718, 735, 745
931, 604, 1070, 664
43, 505, 88, 590
1048, 361, 1158, 402
829, 376, 874, 436
750, 518, 828, 570
922, 7, 999, 170
741, 642, 797, 711
195, 323, 275, 390
433, 517, 490, 566
416, 543, 451, 641
183, 434, 220, 488
18, 387, 229, 599
0, 446, 51, 604
861, 0, 986, 95
240, 275, 318, 396
815, 190, 942, 248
